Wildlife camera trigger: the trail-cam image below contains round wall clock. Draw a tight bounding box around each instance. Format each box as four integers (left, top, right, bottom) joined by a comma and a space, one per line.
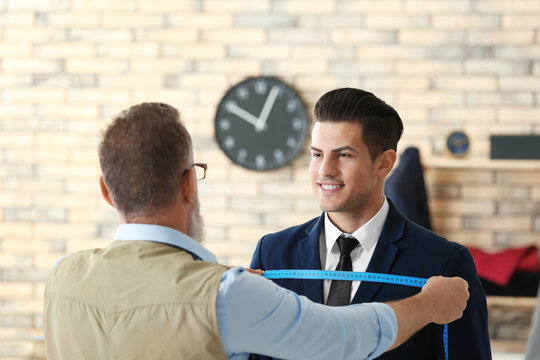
446, 131, 470, 157
214, 76, 309, 171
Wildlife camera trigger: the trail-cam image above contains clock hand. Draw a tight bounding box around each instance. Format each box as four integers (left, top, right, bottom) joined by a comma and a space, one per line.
255, 85, 280, 132
226, 102, 259, 128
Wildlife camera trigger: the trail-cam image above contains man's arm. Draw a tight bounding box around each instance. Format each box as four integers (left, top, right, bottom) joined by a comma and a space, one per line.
217, 268, 469, 360
386, 276, 469, 351
441, 247, 492, 359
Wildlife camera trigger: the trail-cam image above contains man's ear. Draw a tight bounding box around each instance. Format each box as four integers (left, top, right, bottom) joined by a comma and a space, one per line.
181, 168, 196, 205
376, 149, 397, 178
99, 176, 115, 207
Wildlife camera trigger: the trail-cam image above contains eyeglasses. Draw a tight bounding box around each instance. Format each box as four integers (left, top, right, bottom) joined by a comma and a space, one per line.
183, 163, 207, 181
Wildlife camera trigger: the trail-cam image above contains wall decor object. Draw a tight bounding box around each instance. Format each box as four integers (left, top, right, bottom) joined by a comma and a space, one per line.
446, 130, 470, 158
490, 135, 540, 160
214, 76, 309, 171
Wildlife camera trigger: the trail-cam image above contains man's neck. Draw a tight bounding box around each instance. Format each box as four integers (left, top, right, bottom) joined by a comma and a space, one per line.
326, 197, 385, 233
120, 210, 188, 235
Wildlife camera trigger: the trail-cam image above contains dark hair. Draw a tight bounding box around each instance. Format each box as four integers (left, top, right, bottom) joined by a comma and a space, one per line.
98, 103, 191, 218
313, 88, 403, 161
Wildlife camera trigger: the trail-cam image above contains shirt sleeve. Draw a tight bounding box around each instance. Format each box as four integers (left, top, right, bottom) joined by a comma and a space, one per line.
216, 267, 397, 360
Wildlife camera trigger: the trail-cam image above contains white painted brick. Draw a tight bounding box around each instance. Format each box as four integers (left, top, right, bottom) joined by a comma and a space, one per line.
101, 14, 165, 28
364, 77, 429, 90
41, 12, 99, 27
295, 75, 362, 90
468, 31, 535, 46
502, 15, 540, 28
264, 60, 327, 75
169, 14, 233, 28
357, 45, 426, 59
131, 59, 194, 74
396, 60, 461, 75
475, 0, 540, 13
432, 15, 500, 29
203, 29, 266, 44
0, 12, 34, 26
67, 89, 129, 103
135, 28, 199, 44
365, 15, 429, 29
131, 89, 197, 105
338, 1, 404, 13
273, 0, 335, 13
97, 43, 159, 58
195, 60, 262, 74
3, 59, 63, 74
499, 107, 540, 122
69, 28, 131, 42
66, 59, 129, 74
0, 44, 32, 57
292, 45, 354, 59
203, 0, 270, 13
162, 44, 225, 59
236, 14, 295, 28
405, 0, 472, 13
331, 29, 396, 44
398, 92, 465, 107
7, 0, 69, 11
70, 0, 135, 11
431, 107, 496, 123
330, 61, 393, 75
98, 75, 163, 88
5, 27, 67, 42
494, 46, 540, 59
399, 30, 465, 45
432, 76, 497, 91
139, 1, 199, 12
228, 45, 290, 59
465, 60, 531, 75
34, 42, 95, 58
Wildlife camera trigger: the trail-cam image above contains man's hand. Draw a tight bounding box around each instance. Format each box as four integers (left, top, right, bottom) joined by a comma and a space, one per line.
421, 276, 469, 324
226, 265, 264, 276
387, 275, 469, 351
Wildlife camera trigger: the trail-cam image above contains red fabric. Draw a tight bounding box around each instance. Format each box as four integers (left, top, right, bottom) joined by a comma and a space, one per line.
468, 245, 539, 286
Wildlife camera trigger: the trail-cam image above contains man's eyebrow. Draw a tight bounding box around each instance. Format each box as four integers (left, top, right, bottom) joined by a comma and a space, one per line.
310, 145, 358, 153
332, 146, 357, 153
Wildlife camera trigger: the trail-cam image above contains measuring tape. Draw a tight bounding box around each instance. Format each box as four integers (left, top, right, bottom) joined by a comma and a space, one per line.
263, 269, 449, 360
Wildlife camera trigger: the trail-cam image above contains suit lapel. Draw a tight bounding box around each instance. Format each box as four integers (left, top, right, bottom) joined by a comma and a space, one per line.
351, 201, 405, 304
298, 214, 325, 303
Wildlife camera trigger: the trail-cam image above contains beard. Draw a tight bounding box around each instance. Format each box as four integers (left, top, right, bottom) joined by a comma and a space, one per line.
188, 195, 205, 243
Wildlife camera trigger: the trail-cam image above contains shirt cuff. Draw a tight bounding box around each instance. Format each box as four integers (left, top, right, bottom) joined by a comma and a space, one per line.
369, 303, 398, 358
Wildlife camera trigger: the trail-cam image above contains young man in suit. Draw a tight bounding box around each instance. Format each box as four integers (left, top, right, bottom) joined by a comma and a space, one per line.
250, 88, 491, 360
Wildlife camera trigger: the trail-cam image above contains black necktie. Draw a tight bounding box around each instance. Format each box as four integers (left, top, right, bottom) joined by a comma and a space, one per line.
327, 235, 359, 306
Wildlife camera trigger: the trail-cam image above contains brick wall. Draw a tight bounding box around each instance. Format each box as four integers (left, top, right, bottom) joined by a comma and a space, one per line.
1, 0, 539, 358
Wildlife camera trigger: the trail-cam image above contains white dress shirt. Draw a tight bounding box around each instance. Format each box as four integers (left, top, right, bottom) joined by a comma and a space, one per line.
320, 198, 390, 304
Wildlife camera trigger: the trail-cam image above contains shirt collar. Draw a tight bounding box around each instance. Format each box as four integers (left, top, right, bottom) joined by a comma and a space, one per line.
113, 223, 217, 263
324, 197, 389, 254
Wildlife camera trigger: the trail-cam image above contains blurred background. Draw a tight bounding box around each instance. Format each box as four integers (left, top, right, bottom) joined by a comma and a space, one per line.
0, 0, 539, 358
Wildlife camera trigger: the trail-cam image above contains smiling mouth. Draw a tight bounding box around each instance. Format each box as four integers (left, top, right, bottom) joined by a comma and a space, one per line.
320, 184, 343, 190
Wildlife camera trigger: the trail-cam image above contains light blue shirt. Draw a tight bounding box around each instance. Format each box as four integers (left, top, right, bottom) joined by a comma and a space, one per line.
115, 224, 398, 360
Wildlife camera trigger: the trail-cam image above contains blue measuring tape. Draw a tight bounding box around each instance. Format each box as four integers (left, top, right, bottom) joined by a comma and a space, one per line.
263, 269, 449, 360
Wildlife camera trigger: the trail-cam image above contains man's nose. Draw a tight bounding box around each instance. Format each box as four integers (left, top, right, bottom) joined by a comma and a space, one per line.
318, 156, 337, 178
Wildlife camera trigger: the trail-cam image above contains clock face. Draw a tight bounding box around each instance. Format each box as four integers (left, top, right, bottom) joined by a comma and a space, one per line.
214, 77, 309, 171
446, 131, 470, 157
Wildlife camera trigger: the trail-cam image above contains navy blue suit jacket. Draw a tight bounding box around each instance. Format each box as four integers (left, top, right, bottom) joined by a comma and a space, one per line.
250, 200, 491, 360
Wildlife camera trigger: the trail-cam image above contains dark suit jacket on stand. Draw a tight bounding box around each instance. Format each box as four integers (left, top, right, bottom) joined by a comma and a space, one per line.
250, 200, 491, 360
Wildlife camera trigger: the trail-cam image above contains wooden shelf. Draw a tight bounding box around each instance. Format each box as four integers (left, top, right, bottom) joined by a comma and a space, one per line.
425, 157, 540, 170
487, 296, 538, 309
